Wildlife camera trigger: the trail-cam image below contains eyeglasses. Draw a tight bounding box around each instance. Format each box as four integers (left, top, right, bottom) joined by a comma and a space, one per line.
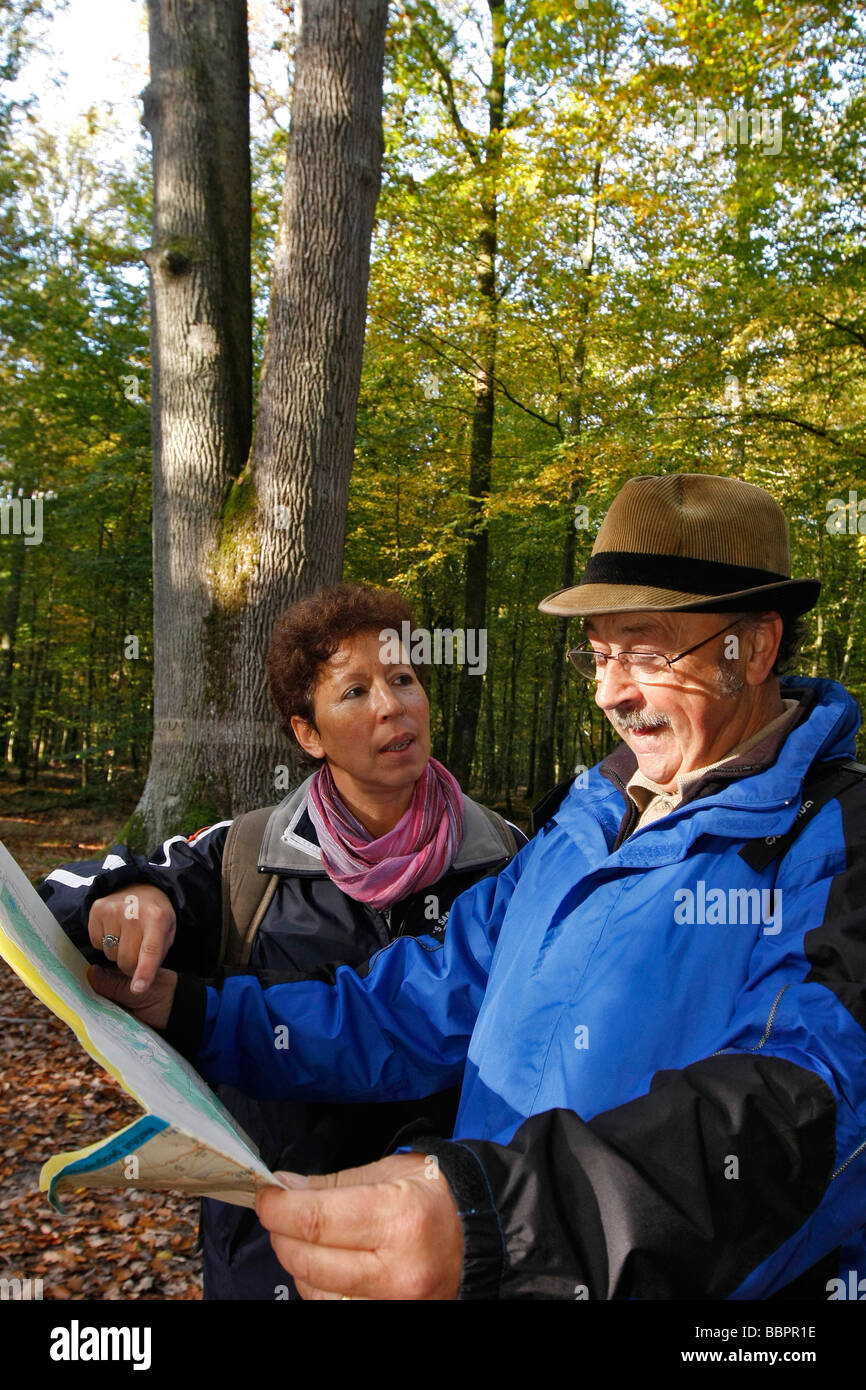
567, 619, 743, 685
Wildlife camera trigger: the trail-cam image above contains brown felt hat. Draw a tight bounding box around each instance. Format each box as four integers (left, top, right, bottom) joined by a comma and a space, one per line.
538, 473, 820, 618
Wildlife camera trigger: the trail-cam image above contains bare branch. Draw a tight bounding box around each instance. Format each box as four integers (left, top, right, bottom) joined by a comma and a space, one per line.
813, 311, 866, 352
664, 409, 866, 460
379, 313, 562, 434
410, 21, 481, 164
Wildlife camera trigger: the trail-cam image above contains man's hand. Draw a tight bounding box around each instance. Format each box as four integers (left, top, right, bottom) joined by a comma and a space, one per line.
255, 1152, 463, 1300
88, 883, 176, 995
87, 964, 178, 1031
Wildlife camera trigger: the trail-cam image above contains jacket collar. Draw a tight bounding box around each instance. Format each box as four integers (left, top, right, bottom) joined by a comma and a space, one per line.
257, 773, 511, 876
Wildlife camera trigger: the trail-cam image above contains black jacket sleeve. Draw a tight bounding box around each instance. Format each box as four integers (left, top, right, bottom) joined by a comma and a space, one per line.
410, 1052, 837, 1300
36, 822, 231, 976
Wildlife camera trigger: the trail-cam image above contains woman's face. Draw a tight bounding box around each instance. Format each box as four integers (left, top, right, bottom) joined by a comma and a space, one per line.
290, 628, 431, 807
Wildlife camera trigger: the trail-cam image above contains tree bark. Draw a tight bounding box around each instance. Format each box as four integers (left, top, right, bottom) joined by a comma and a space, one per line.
0, 538, 25, 750
211, 0, 389, 815
535, 160, 601, 797
448, 0, 505, 787
134, 0, 388, 843
500, 601, 522, 814
134, 0, 252, 842
525, 660, 542, 802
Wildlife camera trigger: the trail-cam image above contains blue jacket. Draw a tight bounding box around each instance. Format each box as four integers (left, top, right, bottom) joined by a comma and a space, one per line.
180, 677, 866, 1299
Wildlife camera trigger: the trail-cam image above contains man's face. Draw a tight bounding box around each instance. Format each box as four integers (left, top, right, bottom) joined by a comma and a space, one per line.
584, 610, 771, 788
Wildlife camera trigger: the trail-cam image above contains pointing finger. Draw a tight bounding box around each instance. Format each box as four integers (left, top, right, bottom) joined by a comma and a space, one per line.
131, 921, 173, 995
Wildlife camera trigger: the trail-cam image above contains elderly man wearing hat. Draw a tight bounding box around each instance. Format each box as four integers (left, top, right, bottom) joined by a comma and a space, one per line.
96, 474, 866, 1301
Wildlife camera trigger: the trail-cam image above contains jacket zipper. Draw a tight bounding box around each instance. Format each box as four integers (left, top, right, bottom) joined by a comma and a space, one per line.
711, 983, 790, 1059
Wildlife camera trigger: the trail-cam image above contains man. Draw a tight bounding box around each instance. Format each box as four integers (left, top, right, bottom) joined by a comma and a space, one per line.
91, 473, 866, 1300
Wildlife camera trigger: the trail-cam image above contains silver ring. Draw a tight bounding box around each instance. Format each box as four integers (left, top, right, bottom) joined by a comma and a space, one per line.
101, 934, 120, 951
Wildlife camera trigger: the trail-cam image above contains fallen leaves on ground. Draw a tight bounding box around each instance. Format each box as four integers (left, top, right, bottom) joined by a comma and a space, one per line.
0, 783, 202, 1300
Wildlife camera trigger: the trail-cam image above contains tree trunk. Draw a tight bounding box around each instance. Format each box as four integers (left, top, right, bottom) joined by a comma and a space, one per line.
12, 592, 40, 784
536, 161, 601, 796
501, 599, 523, 813
0, 538, 25, 746
211, 0, 389, 815
134, 0, 252, 842
525, 663, 542, 802
448, 0, 505, 786
134, 0, 388, 844
481, 648, 497, 798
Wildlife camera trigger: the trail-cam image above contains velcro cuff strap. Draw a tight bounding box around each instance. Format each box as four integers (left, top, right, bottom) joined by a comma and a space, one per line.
402, 1135, 505, 1300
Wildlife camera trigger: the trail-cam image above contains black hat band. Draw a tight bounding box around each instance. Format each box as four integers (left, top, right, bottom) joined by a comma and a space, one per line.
580, 551, 791, 594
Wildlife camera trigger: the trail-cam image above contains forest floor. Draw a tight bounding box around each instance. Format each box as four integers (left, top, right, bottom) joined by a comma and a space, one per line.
0, 771, 202, 1300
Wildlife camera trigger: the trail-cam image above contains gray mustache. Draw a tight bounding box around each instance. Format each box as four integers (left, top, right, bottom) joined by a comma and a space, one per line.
609, 708, 672, 733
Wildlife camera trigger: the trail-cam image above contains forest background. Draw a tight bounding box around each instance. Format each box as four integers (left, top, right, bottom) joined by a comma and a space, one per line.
1, 0, 865, 834
0, 0, 864, 1305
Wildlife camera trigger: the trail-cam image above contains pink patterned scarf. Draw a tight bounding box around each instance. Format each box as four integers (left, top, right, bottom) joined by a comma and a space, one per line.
306, 758, 464, 911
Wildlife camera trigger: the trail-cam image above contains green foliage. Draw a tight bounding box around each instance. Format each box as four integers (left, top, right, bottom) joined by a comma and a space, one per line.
347, 0, 866, 787
117, 807, 148, 855
0, 101, 153, 788
3, 0, 866, 804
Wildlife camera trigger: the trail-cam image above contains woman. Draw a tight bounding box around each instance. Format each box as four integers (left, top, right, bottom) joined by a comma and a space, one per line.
40, 582, 524, 1300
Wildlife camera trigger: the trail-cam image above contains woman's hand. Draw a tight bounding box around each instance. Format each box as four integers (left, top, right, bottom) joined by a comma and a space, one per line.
87, 883, 176, 995
87, 964, 178, 1032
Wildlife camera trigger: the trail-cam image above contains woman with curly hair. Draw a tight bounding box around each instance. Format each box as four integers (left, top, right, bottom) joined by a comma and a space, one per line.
41, 582, 524, 1300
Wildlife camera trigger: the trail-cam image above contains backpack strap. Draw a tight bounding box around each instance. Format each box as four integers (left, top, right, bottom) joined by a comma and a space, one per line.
738, 759, 866, 872
218, 798, 521, 967
220, 807, 280, 967
530, 778, 575, 836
